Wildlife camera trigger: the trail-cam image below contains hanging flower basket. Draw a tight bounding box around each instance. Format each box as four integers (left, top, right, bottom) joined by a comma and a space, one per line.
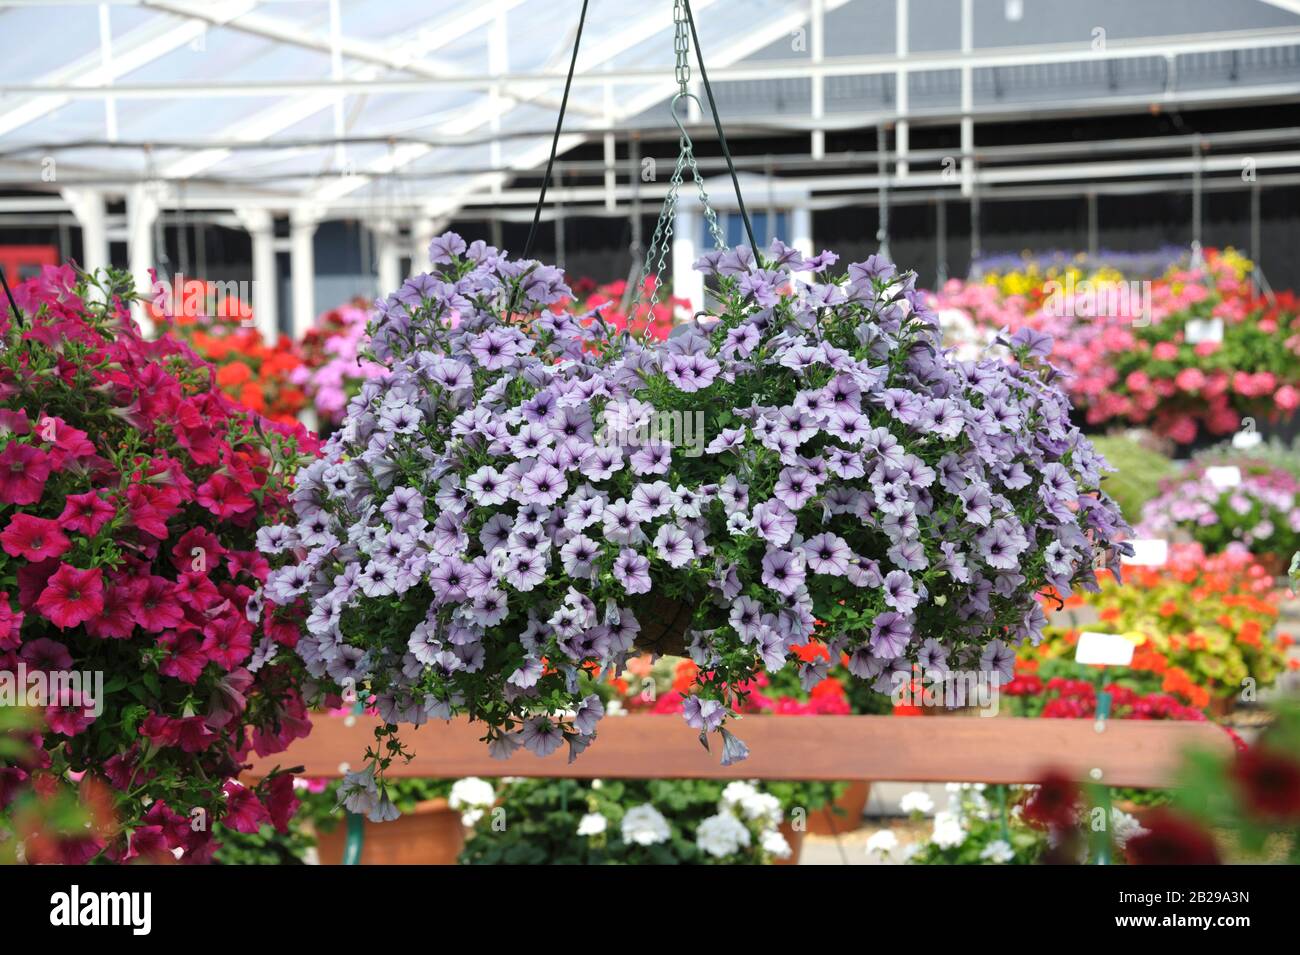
257, 233, 1131, 819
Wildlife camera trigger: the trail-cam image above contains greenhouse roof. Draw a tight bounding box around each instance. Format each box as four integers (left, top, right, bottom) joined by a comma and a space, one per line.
1, 0, 1299, 218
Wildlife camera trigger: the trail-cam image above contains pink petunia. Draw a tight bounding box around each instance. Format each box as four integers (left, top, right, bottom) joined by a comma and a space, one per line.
0, 442, 52, 505
34, 564, 104, 629
57, 491, 116, 536
0, 513, 70, 562
195, 472, 254, 518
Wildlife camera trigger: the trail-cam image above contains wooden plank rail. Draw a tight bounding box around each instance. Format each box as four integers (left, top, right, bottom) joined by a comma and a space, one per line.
246, 714, 1234, 788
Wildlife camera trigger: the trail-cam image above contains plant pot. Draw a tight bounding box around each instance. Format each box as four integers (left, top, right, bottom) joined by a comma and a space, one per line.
1208, 695, 1237, 719
632, 595, 695, 657
1255, 552, 1288, 579
806, 781, 871, 837
315, 798, 464, 865
775, 820, 805, 865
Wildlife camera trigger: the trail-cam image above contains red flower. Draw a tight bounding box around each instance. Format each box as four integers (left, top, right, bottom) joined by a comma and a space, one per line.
45, 688, 97, 737
0, 442, 52, 505
125, 575, 186, 632
57, 491, 116, 536
221, 780, 270, 834
196, 472, 254, 518
34, 564, 104, 629
170, 526, 226, 573
1125, 809, 1221, 865
1230, 747, 1300, 822
1, 513, 71, 561
1023, 770, 1082, 829
0, 593, 23, 650
125, 484, 182, 539
158, 631, 207, 684
20, 636, 72, 671
140, 714, 217, 753
264, 774, 301, 834
201, 612, 253, 671
83, 580, 136, 640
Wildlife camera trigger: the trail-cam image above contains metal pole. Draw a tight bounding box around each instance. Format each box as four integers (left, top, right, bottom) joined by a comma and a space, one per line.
1087, 191, 1098, 259
936, 197, 948, 285
877, 123, 891, 259
1191, 139, 1204, 265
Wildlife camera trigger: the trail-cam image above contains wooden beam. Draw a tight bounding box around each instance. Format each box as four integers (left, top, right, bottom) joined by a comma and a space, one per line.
245, 714, 1233, 789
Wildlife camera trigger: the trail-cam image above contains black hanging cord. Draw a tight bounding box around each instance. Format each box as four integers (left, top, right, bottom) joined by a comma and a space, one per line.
0, 269, 21, 327
521, 0, 590, 262
682, 0, 760, 258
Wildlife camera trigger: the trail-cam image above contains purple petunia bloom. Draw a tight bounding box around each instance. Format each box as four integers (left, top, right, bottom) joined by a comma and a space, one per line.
803, 533, 852, 576
612, 548, 652, 594
761, 548, 806, 597
869, 611, 912, 658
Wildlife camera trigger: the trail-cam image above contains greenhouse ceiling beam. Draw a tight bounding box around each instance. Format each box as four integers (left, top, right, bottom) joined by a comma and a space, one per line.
141, 0, 598, 117
306, 0, 746, 207
0, 0, 262, 138
10, 82, 1299, 158
14, 26, 1300, 99
157, 0, 563, 181
322, 0, 858, 215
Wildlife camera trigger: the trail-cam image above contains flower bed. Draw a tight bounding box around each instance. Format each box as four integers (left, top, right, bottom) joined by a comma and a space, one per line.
295, 302, 389, 427
1039, 544, 1292, 708
149, 277, 309, 424
459, 776, 807, 864
0, 266, 317, 862
1138, 460, 1300, 563
930, 249, 1300, 443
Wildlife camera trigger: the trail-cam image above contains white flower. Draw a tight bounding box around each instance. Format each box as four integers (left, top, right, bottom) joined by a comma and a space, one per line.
577, 812, 608, 837
1110, 809, 1147, 849
449, 776, 495, 810
865, 829, 899, 860
761, 828, 792, 859
737, 792, 782, 828
606, 700, 625, 716
621, 804, 671, 846
721, 781, 760, 808
696, 812, 752, 858
460, 808, 485, 827
931, 811, 967, 849
899, 790, 935, 815
979, 839, 1014, 863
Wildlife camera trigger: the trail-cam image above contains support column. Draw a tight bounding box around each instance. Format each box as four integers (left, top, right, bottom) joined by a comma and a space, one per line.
375, 219, 402, 297
671, 207, 702, 312
959, 0, 974, 199
410, 218, 437, 277
790, 207, 813, 261
127, 184, 160, 334
61, 188, 109, 276
235, 207, 278, 343
289, 206, 319, 341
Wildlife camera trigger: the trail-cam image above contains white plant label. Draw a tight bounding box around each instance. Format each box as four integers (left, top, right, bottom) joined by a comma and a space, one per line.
1206, 465, 1242, 489
1075, 631, 1136, 667
1121, 538, 1167, 566
1232, 430, 1262, 450
1184, 317, 1223, 344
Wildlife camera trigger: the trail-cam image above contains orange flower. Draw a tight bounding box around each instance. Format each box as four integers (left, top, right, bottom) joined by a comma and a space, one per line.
792, 640, 830, 663
672, 659, 699, 694
1158, 600, 1178, 617
1237, 619, 1262, 648
1099, 606, 1121, 622
216, 361, 253, 387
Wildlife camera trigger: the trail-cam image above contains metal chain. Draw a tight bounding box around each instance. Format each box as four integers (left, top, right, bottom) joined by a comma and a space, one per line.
632, 0, 728, 313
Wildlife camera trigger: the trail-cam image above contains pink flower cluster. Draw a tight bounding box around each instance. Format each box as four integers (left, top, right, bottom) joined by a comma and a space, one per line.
0, 265, 318, 863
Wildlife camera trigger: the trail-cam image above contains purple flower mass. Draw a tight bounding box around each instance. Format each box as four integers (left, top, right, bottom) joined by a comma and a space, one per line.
257, 231, 1131, 791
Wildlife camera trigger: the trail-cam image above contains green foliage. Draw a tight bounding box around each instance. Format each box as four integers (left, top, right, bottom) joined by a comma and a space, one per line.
1090, 434, 1175, 524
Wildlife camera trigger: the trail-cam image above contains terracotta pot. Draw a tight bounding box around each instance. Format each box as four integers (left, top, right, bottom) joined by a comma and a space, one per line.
632, 595, 695, 657
1208, 695, 1236, 719
775, 820, 805, 865
1255, 552, 1288, 579
805, 781, 871, 837
315, 798, 464, 865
